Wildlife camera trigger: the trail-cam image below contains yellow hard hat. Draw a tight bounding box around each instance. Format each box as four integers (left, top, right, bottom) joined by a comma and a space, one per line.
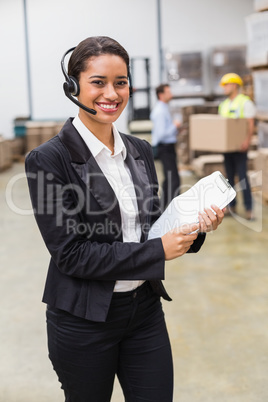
220, 73, 243, 87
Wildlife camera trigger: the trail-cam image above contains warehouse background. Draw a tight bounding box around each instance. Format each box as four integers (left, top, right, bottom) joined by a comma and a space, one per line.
1, 1, 268, 401
0, 0, 253, 139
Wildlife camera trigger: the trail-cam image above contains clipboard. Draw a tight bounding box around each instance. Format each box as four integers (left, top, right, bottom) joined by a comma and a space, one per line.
148, 171, 236, 239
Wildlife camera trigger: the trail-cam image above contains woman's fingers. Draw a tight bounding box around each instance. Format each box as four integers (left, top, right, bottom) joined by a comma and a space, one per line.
198, 205, 225, 233
161, 205, 225, 260
178, 223, 199, 235
161, 225, 199, 261
211, 204, 225, 224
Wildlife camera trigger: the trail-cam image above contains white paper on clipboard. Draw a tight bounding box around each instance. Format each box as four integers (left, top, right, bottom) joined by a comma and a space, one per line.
148, 171, 236, 240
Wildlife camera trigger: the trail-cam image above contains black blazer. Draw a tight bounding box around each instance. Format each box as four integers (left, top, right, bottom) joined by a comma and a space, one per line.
25, 118, 205, 322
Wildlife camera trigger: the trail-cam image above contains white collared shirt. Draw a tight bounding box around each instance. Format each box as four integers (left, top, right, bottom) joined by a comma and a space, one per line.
72, 115, 144, 292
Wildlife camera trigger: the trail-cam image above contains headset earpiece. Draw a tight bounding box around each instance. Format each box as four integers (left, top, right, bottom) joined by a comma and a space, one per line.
61, 47, 80, 97
68, 76, 80, 97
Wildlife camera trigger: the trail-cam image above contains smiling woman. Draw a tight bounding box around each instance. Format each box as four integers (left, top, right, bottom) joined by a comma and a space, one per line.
24, 36, 224, 402
77, 54, 129, 145
64, 37, 132, 149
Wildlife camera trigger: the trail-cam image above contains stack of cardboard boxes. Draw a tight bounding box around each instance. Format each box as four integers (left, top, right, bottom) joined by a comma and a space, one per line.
9, 138, 26, 162
246, 0, 268, 200
175, 103, 218, 166
0, 121, 65, 173
0, 136, 28, 171
26, 121, 64, 154
0, 136, 12, 171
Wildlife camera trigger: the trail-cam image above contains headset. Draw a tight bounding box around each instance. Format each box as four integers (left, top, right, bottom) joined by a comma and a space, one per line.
61, 47, 133, 116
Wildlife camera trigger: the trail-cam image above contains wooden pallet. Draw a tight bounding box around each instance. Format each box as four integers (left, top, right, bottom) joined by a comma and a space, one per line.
12, 154, 25, 163
0, 163, 12, 172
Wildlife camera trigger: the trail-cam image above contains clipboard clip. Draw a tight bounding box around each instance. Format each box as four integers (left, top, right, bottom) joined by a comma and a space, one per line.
216, 173, 231, 193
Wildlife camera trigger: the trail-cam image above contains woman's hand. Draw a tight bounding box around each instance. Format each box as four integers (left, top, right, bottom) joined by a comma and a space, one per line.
161, 206, 225, 261
198, 205, 225, 233
161, 223, 199, 261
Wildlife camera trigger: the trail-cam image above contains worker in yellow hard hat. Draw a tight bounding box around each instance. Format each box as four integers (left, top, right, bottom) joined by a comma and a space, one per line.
218, 73, 256, 220
220, 73, 244, 87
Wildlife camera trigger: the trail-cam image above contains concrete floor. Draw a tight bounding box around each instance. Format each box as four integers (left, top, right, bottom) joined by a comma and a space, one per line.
1, 161, 268, 402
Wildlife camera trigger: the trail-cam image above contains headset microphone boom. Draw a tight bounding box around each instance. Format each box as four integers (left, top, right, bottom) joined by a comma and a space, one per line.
61, 47, 97, 115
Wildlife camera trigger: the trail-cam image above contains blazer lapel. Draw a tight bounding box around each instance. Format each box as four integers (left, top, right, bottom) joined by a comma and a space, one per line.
122, 135, 152, 241
58, 120, 152, 240
58, 119, 121, 227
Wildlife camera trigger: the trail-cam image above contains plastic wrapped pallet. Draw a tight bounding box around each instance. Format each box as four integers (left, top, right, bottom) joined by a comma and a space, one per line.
248, 170, 263, 191
254, 0, 268, 11
246, 12, 268, 68
192, 155, 225, 178
210, 46, 251, 95
253, 70, 268, 118
254, 148, 268, 196
253, 70, 268, 119
13, 116, 29, 138
181, 103, 219, 124
165, 51, 208, 96
257, 121, 268, 147
248, 150, 258, 171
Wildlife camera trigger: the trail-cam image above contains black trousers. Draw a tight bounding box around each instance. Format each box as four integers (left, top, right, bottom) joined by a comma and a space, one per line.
158, 143, 181, 209
46, 282, 173, 402
224, 152, 252, 211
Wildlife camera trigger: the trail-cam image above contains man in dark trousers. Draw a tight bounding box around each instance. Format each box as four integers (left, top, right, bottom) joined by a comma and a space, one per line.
219, 73, 256, 220
150, 84, 181, 209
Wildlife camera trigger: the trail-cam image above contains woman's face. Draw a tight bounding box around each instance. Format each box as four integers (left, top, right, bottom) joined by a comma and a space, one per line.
78, 54, 130, 125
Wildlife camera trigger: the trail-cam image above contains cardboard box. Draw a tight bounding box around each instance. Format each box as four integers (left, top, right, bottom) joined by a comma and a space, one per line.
40, 122, 57, 143
190, 114, 248, 152
26, 121, 57, 152
10, 137, 26, 158
0, 138, 12, 170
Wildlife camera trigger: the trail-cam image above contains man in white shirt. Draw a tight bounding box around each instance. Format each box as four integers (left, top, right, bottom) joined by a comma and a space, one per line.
150, 84, 181, 209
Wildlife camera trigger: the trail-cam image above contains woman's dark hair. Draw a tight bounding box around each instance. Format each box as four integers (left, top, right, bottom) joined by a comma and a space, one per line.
68, 36, 130, 80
